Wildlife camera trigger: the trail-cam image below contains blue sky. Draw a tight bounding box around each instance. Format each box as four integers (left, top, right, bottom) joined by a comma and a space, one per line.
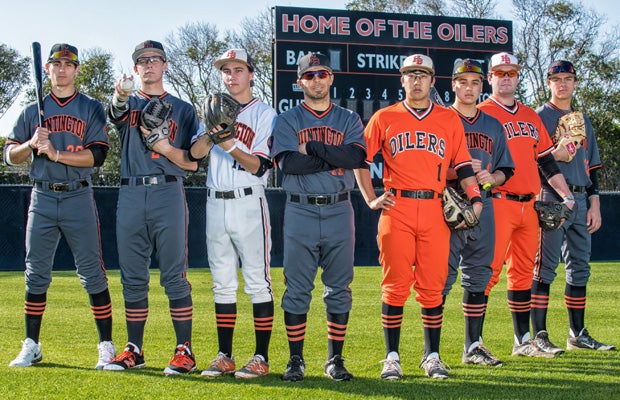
1, 0, 617, 134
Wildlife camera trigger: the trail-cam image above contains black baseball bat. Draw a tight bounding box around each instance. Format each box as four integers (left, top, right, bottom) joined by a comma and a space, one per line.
31, 42, 44, 127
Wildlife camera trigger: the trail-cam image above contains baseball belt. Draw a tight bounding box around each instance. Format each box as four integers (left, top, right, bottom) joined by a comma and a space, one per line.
288, 192, 349, 206
568, 184, 586, 193
207, 187, 253, 200
120, 175, 178, 186
492, 192, 534, 202
389, 189, 438, 199
35, 180, 89, 192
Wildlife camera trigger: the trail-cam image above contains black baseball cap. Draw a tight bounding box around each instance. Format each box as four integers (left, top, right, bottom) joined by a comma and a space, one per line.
547, 60, 577, 78
297, 52, 332, 78
132, 40, 166, 64
452, 58, 484, 78
48, 43, 79, 65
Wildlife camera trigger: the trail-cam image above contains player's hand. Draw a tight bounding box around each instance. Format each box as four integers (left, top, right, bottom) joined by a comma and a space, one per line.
139, 125, 170, 155
367, 190, 395, 211
36, 138, 57, 159
115, 74, 134, 98
29, 127, 49, 149
471, 158, 482, 173
586, 198, 602, 234
453, 200, 483, 230
475, 169, 495, 189
298, 142, 308, 155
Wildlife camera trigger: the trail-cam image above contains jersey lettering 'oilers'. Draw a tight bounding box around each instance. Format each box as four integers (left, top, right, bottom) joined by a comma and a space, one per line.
452, 108, 515, 181
271, 102, 365, 194
109, 90, 198, 178
478, 96, 554, 195
364, 101, 472, 193
192, 98, 276, 189
7, 92, 108, 182
536, 102, 601, 187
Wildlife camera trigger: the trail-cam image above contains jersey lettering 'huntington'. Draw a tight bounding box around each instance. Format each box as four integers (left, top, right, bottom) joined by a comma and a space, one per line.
466, 131, 494, 155
44, 114, 86, 139
297, 126, 345, 146
235, 121, 256, 150
389, 131, 446, 158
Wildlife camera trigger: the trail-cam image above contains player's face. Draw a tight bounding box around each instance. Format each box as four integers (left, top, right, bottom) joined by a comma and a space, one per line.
133, 52, 167, 84
220, 61, 253, 97
488, 67, 519, 96
452, 74, 483, 106
297, 69, 333, 101
46, 60, 79, 88
401, 70, 434, 104
547, 73, 577, 101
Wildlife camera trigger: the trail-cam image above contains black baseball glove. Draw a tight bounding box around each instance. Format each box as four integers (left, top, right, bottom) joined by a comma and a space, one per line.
442, 187, 479, 230
534, 201, 573, 230
140, 97, 173, 150
200, 92, 241, 144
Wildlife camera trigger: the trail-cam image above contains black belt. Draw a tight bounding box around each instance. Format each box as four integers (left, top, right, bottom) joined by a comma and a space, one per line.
492, 192, 534, 202
568, 184, 586, 194
389, 189, 438, 199
289, 192, 349, 206
35, 180, 88, 192
208, 187, 253, 199
121, 175, 178, 186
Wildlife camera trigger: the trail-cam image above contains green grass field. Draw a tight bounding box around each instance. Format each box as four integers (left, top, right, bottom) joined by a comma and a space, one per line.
1, 264, 618, 399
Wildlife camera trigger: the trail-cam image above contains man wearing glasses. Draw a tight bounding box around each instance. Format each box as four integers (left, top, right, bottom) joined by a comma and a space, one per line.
478, 52, 574, 358
442, 58, 514, 367
5, 43, 113, 369
104, 40, 200, 375
355, 54, 482, 380
271, 52, 367, 382
531, 60, 614, 353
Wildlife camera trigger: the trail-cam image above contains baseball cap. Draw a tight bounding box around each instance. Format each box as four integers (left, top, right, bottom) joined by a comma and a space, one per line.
297, 52, 332, 78
132, 40, 166, 64
452, 58, 484, 78
399, 54, 435, 75
489, 52, 522, 71
48, 43, 79, 65
214, 49, 255, 72
547, 60, 577, 78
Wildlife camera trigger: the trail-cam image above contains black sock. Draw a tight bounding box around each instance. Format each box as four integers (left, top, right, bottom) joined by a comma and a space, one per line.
508, 289, 531, 343
25, 292, 46, 343
463, 290, 485, 350
531, 280, 550, 334
125, 298, 148, 350
565, 284, 587, 336
382, 302, 403, 356
327, 312, 349, 358
284, 312, 307, 359
170, 295, 193, 348
253, 301, 274, 362
422, 305, 443, 356
90, 289, 113, 342
215, 302, 236, 357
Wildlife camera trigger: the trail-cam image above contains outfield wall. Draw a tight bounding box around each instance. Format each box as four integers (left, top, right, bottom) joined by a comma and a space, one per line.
0, 186, 618, 271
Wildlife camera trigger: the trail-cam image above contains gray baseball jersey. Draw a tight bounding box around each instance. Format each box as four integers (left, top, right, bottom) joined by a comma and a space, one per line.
535, 103, 601, 286
109, 90, 198, 302
444, 109, 515, 294
271, 102, 366, 314
6, 92, 109, 294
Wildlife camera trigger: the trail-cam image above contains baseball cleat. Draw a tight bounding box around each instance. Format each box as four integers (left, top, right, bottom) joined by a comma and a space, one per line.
96, 340, 117, 370
420, 355, 449, 379
201, 352, 235, 377
234, 355, 269, 379
9, 338, 42, 367
511, 340, 555, 358
282, 355, 305, 382
103, 343, 145, 370
164, 342, 196, 375
324, 354, 353, 381
462, 345, 503, 366
380, 358, 403, 380
533, 331, 565, 355
567, 329, 616, 351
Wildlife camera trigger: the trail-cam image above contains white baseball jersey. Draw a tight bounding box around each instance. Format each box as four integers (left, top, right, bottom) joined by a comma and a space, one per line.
193, 98, 276, 189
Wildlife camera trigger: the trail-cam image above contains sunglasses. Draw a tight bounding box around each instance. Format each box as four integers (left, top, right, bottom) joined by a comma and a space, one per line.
403, 70, 432, 80
548, 64, 575, 75
492, 70, 519, 78
136, 56, 165, 66
454, 64, 484, 75
301, 70, 331, 80
49, 50, 78, 62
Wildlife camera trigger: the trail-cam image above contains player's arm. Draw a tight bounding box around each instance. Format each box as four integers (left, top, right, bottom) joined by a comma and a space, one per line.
4, 141, 35, 166
275, 151, 333, 175
586, 168, 602, 233
302, 141, 367, 169
108, 76, 132, 122
354, 166, 395, 211
538, 153, 574, 208
456, 165, 484, 226
223, 140, 271, 177
150, 138, 198, 171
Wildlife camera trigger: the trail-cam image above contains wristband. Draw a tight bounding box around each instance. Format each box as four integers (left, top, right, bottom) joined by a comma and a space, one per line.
563, 194, 575, 206
224, 143, 237, 154
54, 150, 60, 162
28, 140, 35, 150
465, 183, 481, 201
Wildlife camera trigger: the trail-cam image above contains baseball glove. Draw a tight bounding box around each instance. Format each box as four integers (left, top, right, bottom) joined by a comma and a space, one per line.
442, 187, 479, 230
141, 97, 173, 150
201, 92, 240, 144
534, 201, 573, 230
553, 111, 586, 162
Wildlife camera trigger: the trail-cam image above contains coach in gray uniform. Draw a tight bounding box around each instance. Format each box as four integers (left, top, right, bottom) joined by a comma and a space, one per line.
4, 43, 114, 369
531, 60, 614, 353
104, 40, 200, 375
271, 52, 367, 381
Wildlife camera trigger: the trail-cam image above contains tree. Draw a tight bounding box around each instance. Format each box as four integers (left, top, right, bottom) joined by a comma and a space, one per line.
0, 43, 29, 119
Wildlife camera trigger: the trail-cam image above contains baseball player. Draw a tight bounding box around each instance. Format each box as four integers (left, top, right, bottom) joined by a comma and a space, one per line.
103, 40, 199, 375
531, 60, 614, 353
442, 59, 515, 367
355, 54, 483, 380
4, 43, 114, 369
271, 52, 367, 382
188, 49, 276, 379
478, 52, 574, 358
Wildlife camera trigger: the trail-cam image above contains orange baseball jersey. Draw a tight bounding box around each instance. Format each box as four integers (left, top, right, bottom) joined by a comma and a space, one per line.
478, 96, 554, 195
365, 101, 472, 193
